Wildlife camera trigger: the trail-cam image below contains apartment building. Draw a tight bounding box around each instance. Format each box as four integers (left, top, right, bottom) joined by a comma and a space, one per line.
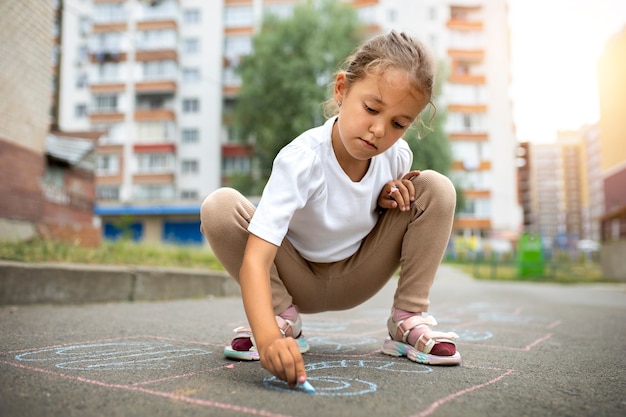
597, 25, 626, 279
54, 0, 519, 244
54, 0, 223, 243
221, 0, 521, 243
519, 126, 605, 251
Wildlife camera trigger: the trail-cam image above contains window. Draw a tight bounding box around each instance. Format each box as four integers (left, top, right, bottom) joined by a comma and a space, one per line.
181, 129, 199, 144
96, 185, 120, 201
222, 156, 251, 175
387, 8, 397, 23
357, 6, 377, 24
183, 9, 200, 24
142, 60, 176, 80
136, 95, 166, 110
224, 6, 253, 27
93, 3, 126, 23
75, 104, 88, 118
264, 4, 294, 19
181, 159, 199, 174
95, 62, 119, 83
182, 38, 200, 54
134, 184, 175, 201
79, 16, 90, 36
429, 6, 437, 20
76, 73, 88, 88
97, 154, 119, 175
224, 36, 252, 57
136, 153, 174, 173
77, 45, 89, 61
182, 98, 199, 113
182, 68, 201, 83
93, 94, 118, 112
180, 190, 199, 200
92, 32, 122, 52
137, 121, 174, 142
142, 0, 177, 21
136, 29, 176, 51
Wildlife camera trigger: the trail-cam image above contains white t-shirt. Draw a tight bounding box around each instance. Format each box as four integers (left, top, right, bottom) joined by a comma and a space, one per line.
248, 116, 412, 262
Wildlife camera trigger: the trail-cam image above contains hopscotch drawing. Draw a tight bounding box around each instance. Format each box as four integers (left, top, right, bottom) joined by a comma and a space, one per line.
14, 341, 213, 370
0, 300, 558, 416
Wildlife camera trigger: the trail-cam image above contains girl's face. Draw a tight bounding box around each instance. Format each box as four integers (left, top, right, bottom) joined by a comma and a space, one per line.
332, 68, 428, 162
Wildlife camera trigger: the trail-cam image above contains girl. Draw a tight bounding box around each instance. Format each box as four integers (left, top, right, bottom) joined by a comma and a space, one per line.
201, 31, 460, 387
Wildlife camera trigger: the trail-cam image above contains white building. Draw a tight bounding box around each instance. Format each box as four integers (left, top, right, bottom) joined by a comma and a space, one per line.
55, 0, 223, 243
55, 0, 520, 244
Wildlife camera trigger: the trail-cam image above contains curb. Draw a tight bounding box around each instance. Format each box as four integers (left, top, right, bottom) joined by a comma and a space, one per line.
0, 261, 240, 305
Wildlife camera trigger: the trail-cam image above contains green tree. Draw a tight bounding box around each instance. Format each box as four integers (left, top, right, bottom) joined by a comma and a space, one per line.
405, 62, 466, 214
235, 0, 360, 183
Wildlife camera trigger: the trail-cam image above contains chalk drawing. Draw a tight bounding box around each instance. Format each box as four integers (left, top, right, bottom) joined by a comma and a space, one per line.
302, 321, 351, 333
264, 376, 378, 396
15, 342, 212, 370
264, 359, 432, 396
305, 335, 379, 353
448, 329, 493, 342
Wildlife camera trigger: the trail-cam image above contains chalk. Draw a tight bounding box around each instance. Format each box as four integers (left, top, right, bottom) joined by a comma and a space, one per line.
297, 380, 316, 395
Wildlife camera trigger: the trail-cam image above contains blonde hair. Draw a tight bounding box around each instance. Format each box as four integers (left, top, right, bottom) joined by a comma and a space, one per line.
324, 31, 436, 133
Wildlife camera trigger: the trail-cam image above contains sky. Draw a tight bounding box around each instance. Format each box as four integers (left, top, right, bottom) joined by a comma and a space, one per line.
508, 0, 626, 142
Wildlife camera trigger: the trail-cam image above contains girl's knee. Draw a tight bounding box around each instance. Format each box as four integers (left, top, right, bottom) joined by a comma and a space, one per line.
412, 170, 456, 212
200, 187, 242, 232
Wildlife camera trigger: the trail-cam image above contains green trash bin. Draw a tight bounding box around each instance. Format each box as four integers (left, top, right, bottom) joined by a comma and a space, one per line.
516, 233, 545, 278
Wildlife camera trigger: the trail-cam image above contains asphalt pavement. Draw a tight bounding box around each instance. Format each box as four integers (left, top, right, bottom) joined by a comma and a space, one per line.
1, 265, 625, 417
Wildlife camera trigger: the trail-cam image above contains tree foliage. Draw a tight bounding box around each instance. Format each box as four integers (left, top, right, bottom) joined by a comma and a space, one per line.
404, 62, 466, 214
234, 0, 360, 181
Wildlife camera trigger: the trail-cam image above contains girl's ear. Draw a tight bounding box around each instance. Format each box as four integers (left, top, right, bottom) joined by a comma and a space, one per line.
334, 72, 347, 104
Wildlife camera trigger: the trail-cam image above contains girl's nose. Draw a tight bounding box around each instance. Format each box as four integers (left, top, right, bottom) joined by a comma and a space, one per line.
370, 119, 385, 138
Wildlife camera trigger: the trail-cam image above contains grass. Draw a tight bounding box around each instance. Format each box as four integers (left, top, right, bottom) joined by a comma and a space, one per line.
446, 258, 611, 284
0, 240, 615, 284
0, 239, 225, 271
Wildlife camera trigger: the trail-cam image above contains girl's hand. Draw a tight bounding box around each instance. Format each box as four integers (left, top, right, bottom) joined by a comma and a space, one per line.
258, 336, 306, 386
377, 170, 420, 211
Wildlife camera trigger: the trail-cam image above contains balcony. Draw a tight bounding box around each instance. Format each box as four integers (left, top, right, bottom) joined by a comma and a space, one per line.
134, 108, 176, 122
90, 83, 125, 93
89, 51, 127, 63
136, 50, 178, 62
448, 73, 485, 84
89, 112, 125, 123
448, 5, 483, 31
446, 19, 483, 31
447, 104, 488, 115
135, 80, 177, 94
447, 48, 485, 61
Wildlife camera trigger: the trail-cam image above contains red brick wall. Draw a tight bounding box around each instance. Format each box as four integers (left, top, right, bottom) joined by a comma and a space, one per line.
38, 163, 100, 247
0, 140, 45, 223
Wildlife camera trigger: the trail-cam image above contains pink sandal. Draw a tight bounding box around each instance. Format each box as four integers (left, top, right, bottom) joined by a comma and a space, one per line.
224, 314, 310, 361
382, 314, 461, 365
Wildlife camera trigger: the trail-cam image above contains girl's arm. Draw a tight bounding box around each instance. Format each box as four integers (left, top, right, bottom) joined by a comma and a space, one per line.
239, 233, 307, 386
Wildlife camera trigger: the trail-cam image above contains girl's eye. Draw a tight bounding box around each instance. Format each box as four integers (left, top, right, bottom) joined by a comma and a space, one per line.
393, 121, 406, 129
364, 104, 378, 114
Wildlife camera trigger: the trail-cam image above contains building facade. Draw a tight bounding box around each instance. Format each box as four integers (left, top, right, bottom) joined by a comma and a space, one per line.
597, 25, 626, 279
0, 0, 55, 241
54, 0, 224, 243
54, 0, 520, 245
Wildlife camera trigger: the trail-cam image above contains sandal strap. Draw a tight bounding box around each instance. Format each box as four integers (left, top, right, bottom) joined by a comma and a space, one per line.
232, 311, 303, 350
416, 330, 459, 354
387, 314, 459, 354
275, 314, 303, 338
388, 314, 437, 344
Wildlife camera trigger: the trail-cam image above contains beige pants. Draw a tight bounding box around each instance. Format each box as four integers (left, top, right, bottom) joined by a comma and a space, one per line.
200, 170, 455, 315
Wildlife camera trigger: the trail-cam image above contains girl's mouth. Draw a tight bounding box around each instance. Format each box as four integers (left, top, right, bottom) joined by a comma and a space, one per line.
360, 138, 377, 150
